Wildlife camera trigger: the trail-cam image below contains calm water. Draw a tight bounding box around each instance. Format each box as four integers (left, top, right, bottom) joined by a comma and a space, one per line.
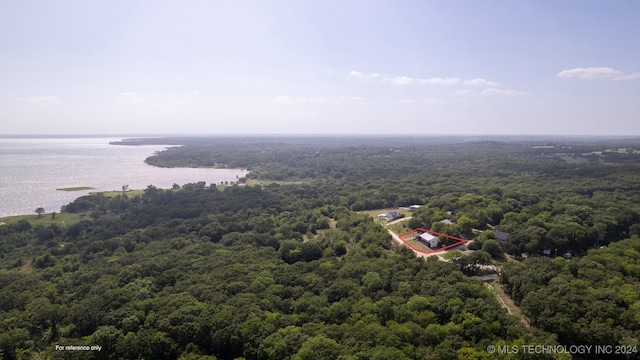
0, 137, 248, 218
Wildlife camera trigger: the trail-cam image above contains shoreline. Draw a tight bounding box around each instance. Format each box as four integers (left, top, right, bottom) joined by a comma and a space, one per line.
0, 177, 249, 223
0, 136, 250, 220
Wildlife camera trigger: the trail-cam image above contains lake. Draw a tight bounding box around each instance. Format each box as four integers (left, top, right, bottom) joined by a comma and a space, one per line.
0, 137, 248, 218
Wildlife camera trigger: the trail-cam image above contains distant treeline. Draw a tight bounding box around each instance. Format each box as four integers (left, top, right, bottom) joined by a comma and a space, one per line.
142, 137, 640, 256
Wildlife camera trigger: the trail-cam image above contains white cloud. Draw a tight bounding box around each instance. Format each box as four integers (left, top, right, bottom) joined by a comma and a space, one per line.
353, 71, 509, 90
454, 90, 471, 95
556, 67, 623, 79
417, 77, 462, 85
400, 98, 417, 104
463, 78, 500, 87
557, 67, 640, 81
481, 88, 524, 96
16, 96, 64, 104
275, 96, 293, 103
615, 72, 640, 81
387, 76, 461, 85
350, 70, 379, 79
389, 76, 414, 85
354, 71, 501, 88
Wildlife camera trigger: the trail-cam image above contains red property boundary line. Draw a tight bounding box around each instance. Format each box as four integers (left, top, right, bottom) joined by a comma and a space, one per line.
397, 227, 467, 255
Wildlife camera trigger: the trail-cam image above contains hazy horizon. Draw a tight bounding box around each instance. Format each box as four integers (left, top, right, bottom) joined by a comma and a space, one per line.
2, 1, 639, 136
3, 132, 640, 138
5, 133, 640, 142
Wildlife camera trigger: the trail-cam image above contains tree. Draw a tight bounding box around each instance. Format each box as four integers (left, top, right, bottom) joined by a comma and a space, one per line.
362, 271, 383, 296
481, 240, 503, 258
333, 240, 347, 256
292, 336, 341, 360
88, 326, 124, 359
258, 326, 308, 360
457, 214, 478, 236
16, 219, 32, 231
453, 251, 492, 276
300, 241, 323, 262
368, 346, 409, 360
279, 240, 302, 264
35, 207, 45, 217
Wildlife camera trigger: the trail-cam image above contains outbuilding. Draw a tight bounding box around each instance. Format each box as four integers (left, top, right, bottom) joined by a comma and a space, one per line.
419, 232, 440, 249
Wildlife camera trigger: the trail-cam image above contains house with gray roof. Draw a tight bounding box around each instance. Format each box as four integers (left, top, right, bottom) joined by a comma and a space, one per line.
493, 231, 510, 244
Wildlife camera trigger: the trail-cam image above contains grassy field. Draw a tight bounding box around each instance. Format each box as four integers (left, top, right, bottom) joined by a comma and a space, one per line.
360, 209, 412, 224
401, 233, 433, 252
0, 190, 139, 225
97, 189, 145, 198
387, 220, 412, 235
359, 209, 391, 218
0, 211, 90, 227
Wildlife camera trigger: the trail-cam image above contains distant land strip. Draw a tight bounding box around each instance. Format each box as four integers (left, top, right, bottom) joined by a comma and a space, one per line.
56, 187, 94, 191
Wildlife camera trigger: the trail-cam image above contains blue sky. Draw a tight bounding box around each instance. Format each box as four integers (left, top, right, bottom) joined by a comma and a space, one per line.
1, 0, 639, 135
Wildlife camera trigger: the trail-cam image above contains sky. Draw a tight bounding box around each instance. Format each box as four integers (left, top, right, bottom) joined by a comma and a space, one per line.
1, 0, 639, 136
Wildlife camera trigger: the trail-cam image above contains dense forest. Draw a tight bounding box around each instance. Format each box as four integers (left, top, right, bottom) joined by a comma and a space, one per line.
2, 136, 640, 359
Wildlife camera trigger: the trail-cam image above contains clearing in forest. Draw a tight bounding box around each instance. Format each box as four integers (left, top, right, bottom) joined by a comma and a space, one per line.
398, 228, 467, 254
485, 281, 531, 328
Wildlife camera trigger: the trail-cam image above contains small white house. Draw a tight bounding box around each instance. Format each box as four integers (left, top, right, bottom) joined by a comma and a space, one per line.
419, 232, 440, 249
385, 211, 403, 221
378, 211, 403, 221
